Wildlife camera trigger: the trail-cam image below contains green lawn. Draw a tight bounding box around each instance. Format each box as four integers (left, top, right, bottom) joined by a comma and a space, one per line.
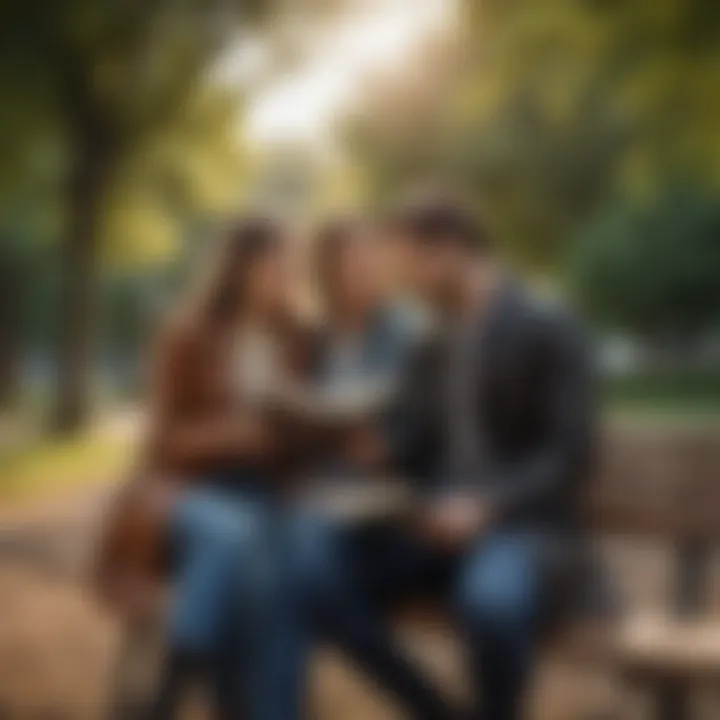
607, 404, 720, 431
1, 385, 718, 507
604, 367, 720, 428
0, 432, 132, 505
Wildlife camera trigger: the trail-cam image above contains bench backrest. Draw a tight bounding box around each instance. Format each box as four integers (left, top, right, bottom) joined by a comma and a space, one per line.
587, 426, 720, 540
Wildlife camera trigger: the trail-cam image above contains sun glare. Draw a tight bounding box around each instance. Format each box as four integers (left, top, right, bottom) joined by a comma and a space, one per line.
245, 0, 453, 149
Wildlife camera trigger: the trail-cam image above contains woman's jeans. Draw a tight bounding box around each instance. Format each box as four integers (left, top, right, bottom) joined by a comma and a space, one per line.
168, 485, 307, 720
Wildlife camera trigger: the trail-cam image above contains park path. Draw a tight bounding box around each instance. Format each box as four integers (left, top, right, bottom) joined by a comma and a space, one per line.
0, 486, 112, 575
0, 482, 625, 720
0, 485, 119, 719
0, 482, 421, 720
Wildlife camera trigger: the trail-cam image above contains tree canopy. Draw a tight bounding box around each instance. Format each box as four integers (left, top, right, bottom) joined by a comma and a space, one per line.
567, 188, 720, 341
0, 0, 263, 429
345, 0, 720, 269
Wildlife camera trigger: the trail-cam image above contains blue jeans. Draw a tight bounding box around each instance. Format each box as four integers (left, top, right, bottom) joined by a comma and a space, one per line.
288, 514, 452, 720
169, 486, 307, 720
453, 532, 540, 720
291, 514, 541, 720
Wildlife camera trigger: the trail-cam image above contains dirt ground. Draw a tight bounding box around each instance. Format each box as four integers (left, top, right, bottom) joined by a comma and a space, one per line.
0, 560, 622, 719
0, 489, 716, 720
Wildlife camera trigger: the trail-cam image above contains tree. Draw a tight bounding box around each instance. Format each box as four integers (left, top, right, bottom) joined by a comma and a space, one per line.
0, 236, 25, 408
0, 175, 62, 409
459, 0, 720, 253
0, 0, 263, 432
344, 0, 720, 270
566, 188, 720, 343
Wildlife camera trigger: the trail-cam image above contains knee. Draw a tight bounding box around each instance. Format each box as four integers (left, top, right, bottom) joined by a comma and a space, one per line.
456, 574, 534, 638
453, 539, 537, 637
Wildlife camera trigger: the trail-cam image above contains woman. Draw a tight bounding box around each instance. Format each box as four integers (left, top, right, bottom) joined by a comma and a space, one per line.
99, 217, 311, 720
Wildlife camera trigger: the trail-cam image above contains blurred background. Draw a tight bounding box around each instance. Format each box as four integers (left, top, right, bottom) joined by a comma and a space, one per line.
0, 1, 719, 717
1, 0, 720, 466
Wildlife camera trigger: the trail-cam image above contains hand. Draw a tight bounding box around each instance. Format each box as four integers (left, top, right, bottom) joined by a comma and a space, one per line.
419, 494, 492, 550
345, 426, 387, 470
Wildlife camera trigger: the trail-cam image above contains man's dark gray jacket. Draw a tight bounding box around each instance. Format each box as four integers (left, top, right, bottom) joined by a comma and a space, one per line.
391, 280, 597, 531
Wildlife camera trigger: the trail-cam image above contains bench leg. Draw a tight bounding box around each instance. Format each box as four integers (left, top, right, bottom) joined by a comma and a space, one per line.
655, 682, 690, 720
650, 541, 709, 720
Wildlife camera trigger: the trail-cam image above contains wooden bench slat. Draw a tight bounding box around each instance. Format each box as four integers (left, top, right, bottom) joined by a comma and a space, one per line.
588, 500, 720, 540
613, 614, 720, 681
551, 614, 720, 682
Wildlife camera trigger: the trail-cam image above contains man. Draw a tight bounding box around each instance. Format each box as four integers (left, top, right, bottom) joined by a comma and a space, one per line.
385, 191, 597, 719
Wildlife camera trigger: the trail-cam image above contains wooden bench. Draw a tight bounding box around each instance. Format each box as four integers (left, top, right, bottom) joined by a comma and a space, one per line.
558, 425, 720, 720
106, 425, 720, 720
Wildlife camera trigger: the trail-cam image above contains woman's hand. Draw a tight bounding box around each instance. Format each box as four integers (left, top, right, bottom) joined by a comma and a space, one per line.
228, 413, 277, 458
345, 425, 387, 470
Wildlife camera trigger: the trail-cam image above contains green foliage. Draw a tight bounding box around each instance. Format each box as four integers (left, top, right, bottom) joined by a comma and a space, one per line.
566, 188, 720, 339
0, 0, 272, 430
0, 0, 253, 264
346, 0, 720, 269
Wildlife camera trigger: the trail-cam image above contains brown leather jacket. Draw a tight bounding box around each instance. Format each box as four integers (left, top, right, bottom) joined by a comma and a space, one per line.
94, 312, 318, 613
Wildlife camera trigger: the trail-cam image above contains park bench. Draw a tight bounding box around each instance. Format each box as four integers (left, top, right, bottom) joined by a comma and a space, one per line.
560, 425, 720, 720
106, 425, 720, 720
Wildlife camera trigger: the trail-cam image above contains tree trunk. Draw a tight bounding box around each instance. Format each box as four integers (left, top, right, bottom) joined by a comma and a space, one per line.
52, 140, 115, 434
0, 250, 22, 409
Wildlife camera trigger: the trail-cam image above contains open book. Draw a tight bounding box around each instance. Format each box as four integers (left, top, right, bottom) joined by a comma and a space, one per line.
268, 374, 397, 424
234, 330, 397, 424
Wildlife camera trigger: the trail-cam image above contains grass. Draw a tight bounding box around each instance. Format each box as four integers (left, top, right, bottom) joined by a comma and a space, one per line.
0, 431, 132, 505
606, 403, 720, 431
604, 367, 720, 428
1, 380, 719, 508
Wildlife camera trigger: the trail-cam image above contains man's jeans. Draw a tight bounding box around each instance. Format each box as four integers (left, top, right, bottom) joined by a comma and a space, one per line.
169, 486, 307, 720
291, 513, 542, 720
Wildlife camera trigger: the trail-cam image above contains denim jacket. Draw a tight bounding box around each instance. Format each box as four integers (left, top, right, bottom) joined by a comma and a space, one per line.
312, 303, 427, 482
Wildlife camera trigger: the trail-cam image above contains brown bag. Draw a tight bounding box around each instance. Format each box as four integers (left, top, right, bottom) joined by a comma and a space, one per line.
93, 468, 184, 616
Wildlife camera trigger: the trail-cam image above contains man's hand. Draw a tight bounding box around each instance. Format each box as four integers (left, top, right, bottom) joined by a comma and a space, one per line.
419, 493, 492, 550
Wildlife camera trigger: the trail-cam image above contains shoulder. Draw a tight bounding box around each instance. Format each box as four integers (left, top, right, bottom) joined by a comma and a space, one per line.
515, 289, 592, 364
504, 283, 582, 335
374, 302, 436, 372
379, 300, 434, 350
387, 300, 433, 336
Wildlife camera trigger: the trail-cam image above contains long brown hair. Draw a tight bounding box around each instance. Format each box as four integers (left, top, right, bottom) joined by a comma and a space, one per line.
185, 215, 319, 378
188, 216, 284, 327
